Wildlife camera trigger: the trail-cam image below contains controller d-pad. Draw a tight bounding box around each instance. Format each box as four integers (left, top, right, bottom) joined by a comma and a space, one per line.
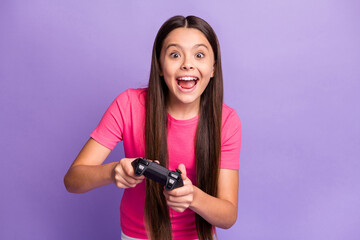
167, 178, 176, 189
135, 164, 146, 175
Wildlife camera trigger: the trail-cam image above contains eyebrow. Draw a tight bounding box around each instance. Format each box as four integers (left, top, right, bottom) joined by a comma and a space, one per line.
165, 43, 209, 51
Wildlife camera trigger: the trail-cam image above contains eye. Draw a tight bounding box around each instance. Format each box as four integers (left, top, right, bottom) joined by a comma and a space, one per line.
170, 52, 180, 58
195, 52, 205, 58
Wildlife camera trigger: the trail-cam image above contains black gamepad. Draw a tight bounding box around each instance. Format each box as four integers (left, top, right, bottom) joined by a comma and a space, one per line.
131, 158, 184, 190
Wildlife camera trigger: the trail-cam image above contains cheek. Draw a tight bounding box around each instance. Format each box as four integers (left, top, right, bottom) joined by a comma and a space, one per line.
201, 65, 215, 78
161, 61, 176, 77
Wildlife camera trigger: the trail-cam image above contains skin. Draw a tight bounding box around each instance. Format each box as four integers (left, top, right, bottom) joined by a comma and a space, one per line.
64, 27, 238, 229
159, 27, 214, 120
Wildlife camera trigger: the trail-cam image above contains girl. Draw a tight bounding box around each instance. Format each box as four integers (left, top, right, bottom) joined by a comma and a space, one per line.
64, 15, 241, 240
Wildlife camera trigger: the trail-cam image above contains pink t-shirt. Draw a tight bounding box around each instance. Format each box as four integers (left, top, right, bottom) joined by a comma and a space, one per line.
90, 88, 241, 240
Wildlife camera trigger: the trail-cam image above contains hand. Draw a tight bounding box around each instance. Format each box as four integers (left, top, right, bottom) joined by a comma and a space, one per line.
163, 164, 194, 213
113, 158, 145, 189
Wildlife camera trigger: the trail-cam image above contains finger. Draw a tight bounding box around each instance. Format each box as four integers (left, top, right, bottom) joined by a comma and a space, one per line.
132, 174, 145, 180
123, 162, 137, 176
164, 186, 192, 198
124, 175, 144, 186
178, 164, 187, 179
114, 160, 144, 188
166, 200, 187, 208
122, 160, 145, 180
169, 207, 186, 213
117, 167, 144, 186
118, 175, 137, 187
166, 195, 192, 204
117, 176, 143, 188
165, 195, 190, 205
166, 201, 188, 212
114, 177, 133, 189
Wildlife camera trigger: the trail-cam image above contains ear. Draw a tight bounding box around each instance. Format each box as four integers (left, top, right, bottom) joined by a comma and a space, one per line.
211, 62, 216, 78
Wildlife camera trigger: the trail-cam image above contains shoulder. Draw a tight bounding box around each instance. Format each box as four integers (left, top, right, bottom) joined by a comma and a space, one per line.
221, 103, 241, 144
219, 104, 242, 169
222, 103, 241, 129
113, 88, 147, 107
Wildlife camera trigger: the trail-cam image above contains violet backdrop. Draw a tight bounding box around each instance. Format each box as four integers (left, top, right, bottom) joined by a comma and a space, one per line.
0, 0, 359, 239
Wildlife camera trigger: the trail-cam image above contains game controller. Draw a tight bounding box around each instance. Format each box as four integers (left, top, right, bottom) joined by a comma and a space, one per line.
131, 158, 184, 190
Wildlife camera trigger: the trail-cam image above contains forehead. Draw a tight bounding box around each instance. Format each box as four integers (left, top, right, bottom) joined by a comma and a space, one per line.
162, 27, 212, 50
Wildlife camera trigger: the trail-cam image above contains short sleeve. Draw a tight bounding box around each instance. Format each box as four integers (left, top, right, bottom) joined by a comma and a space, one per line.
220, 108, 242, 170
90, 90, 130, 150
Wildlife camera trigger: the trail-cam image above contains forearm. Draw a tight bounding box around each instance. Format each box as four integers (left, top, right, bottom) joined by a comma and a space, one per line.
64, 162, 117, 193
189, 186, 237, 229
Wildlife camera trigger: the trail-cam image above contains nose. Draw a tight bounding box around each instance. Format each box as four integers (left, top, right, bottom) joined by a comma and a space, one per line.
181, 56, 194, 70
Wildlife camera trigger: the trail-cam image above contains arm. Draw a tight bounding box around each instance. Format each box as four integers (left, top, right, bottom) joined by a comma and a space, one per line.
64, 138, 144, 193
163, 165, 238, 229
190, 169, 238, 229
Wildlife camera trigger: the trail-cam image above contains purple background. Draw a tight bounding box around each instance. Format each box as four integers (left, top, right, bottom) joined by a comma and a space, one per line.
1, 1, 359, 239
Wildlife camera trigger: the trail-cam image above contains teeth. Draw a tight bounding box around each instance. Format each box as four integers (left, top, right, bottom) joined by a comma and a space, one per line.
177, 77, 198, 81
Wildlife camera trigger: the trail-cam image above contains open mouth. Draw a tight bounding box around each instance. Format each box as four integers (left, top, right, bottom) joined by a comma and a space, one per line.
176, 76, 199, 89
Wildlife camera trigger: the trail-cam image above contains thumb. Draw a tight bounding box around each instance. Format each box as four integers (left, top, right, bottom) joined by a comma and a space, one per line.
178, 164, 187, 180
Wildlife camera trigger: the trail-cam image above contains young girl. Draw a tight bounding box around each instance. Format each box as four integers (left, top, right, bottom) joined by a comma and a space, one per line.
64, 15, 241, 240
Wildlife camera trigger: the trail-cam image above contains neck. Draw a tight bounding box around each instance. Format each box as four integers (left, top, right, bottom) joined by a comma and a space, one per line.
166, 96, 200, 120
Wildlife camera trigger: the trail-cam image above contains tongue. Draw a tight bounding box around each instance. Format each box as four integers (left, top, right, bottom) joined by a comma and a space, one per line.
178, 80, 196, 89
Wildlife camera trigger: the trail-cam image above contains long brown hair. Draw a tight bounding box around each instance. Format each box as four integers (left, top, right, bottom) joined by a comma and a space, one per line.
145, 15, 223, 240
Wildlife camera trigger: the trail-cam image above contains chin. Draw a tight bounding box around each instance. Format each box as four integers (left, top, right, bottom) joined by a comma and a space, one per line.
177, 96, 200, 105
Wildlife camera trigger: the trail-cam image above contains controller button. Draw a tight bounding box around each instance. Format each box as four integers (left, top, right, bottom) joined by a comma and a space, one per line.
169, 172, 179, 180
